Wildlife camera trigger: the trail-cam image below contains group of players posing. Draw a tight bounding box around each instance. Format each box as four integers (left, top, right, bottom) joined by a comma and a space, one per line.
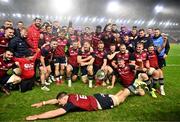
0, 19, 170, 120
0, 22, 169, 100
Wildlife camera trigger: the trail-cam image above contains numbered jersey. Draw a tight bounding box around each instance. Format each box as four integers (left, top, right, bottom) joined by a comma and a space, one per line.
63, 94, 98, 111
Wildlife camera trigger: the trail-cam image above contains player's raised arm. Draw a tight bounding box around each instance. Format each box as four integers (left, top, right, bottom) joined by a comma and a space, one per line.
25, 108, 67, 121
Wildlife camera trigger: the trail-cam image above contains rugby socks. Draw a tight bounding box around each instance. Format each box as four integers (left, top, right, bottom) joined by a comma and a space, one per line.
159, 78, 165, 95
144, 79, 153, 91
88, 75, 93, 88
67, 77, 72, 87
59, 75, 62, 80
159, 78, 164, 85
55, 75, 60, 81
152, 78, 159, 89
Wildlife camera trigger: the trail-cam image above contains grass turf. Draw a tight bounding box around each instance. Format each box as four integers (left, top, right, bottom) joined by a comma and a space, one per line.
0, 44, 180, 121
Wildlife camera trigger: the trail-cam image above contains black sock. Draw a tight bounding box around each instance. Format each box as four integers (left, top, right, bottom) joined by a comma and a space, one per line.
159, 78, 164, 85
88, 75, 94, 81
144, 79, 153, 91
66, 77, 71, 81
152, 78, 158, 89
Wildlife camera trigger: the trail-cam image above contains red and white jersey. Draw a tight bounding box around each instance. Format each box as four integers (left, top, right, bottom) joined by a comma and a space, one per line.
147, 51, 159, 68
0, 36, 9, 55
43, 33, 55, 43
65, 94, 98, 111
92, 33, 102, 49
0, 56, 14, 77
115, 52, 130, 64
54, 38, 68, 57
67, 47, 79, 67
117, 65, 135, 87
133, 51, 148, 68
78, 49, 94, 63
82, 33, 93, 45
14, 54, 37, 80
93, 50, 107, 66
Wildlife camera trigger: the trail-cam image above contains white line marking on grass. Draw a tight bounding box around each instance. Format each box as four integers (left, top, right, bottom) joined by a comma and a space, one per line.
167, 64, 180, 67
169, 55, 180, 57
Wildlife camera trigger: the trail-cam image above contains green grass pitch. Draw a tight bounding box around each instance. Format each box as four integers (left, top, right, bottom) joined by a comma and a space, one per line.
0, 44, 180, 121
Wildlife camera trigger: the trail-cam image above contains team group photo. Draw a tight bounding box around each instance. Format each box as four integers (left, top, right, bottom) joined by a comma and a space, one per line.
0, 0, 180, 121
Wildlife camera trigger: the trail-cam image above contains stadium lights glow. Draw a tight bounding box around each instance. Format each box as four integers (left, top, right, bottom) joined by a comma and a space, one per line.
127, 19, 131, 24
84, 17, 89, 22
92, 17, 96, 23
141, 21, 145, 25
148, 20, 156, 26
107, 1, 120, 13
137, 20, 142, 25
154, 5, 164, 13
107, 18, 113, 23
123, 19, 127, 24
165, 21, 170, 26
159, 22, 163, 25
27, 14, 31, 18
76, 16, 81, 22
100, 18, 105, 23
12, 13, 16, 17
115, 19, 120, 23
134, 20, 138, 24
52, 0, 73, 14
118, 19, 122, 23
2, 13, 6, 17
16, 13, 21, 18
55, 16, 58, 20
45, 15, 49, 19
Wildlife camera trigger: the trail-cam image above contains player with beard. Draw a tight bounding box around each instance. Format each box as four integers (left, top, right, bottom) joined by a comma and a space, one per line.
27, 17, 42, 52
107, 44, 119, 68
122, 35, 135, 53
134, 29, 153, 50
82, 27, 93, 46
67, 27, 81, 48
132, 43, 157, 98
40, 40, 58, 91
54, 30, 68, 85
101, 25, 115, 52
147, 45, 165, 96
0, 27, 14, 55
77, 41, 94, 88
66, 41, 79, 87
0, 49, 20, 95
13, 50, 40, 92
112, 44, 133, 68
40, 25, 55, 46
119, 25, 129, 39
92, 25, 102, 50
93, 41, 115, 87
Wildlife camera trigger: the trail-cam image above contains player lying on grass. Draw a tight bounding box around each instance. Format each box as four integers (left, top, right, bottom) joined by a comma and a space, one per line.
25, 86, 145, 121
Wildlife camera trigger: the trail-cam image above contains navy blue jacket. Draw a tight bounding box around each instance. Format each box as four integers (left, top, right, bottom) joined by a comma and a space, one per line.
8, 36, 31, 57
